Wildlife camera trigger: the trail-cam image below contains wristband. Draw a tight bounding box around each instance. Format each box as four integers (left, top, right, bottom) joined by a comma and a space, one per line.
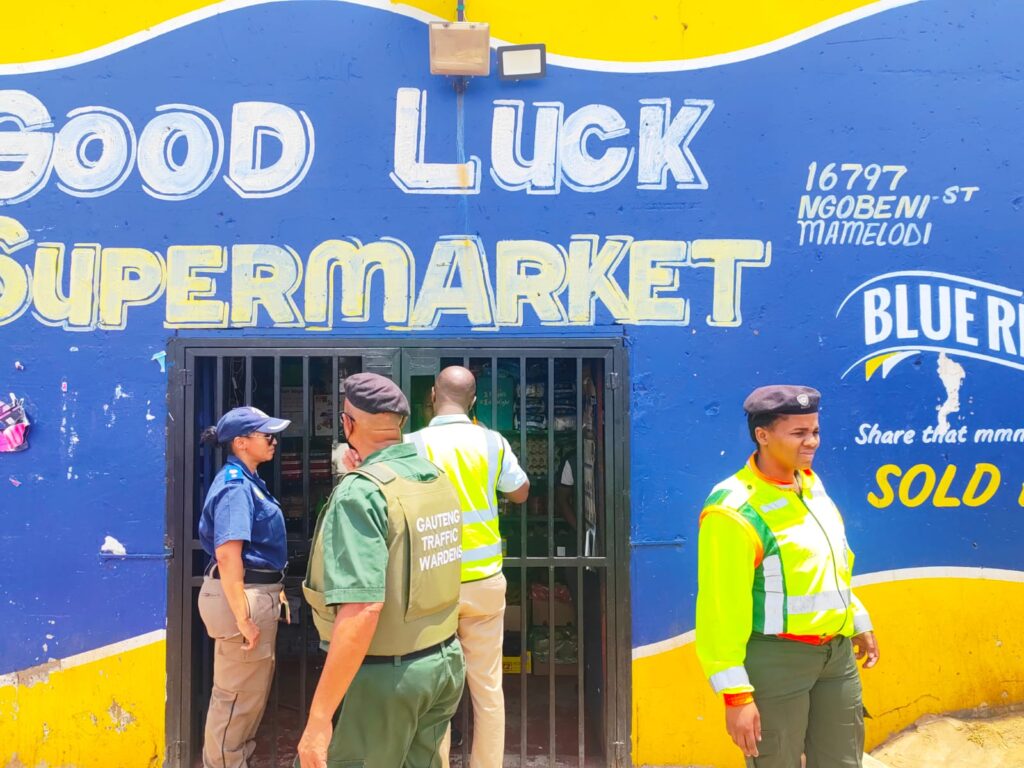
723, 692, 755, 707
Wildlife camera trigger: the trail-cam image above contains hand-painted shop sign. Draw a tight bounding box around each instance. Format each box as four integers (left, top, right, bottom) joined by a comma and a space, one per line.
0, 87, 773, 332
0, 215, 770, 331
837, 271, 1024, 379
0, 88, 711, 203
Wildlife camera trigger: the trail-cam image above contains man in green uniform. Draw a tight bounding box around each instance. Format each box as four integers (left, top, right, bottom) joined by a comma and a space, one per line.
297, 373, 466, 768
696, 385, 879, 767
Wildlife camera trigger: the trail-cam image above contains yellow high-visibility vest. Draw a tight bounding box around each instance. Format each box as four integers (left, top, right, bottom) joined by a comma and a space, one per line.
407, 418, 507, 583
696, 456, 873, 695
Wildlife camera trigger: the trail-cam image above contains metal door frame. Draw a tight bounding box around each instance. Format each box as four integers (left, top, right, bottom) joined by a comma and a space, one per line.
165, 337, 631, 767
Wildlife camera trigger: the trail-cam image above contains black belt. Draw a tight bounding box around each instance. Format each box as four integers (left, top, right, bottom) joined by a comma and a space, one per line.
363, 635, 456, 665
209, 566, 285, 585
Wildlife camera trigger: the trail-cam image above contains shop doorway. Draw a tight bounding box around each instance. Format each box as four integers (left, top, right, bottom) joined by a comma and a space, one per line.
165, 340, 631, 768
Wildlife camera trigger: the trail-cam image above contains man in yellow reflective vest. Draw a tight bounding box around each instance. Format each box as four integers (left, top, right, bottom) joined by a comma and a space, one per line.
696, 385, 880, 767
407, 365, 530, 768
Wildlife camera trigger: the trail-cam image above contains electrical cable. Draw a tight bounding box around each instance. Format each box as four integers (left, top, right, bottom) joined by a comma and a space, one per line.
799, 493, 853, 638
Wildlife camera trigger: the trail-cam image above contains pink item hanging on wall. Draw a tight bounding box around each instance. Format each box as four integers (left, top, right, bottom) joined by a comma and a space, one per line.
0, 395, 29, 453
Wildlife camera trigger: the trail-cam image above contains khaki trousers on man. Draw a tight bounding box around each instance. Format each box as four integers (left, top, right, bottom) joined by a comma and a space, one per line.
440, 572, 507, 768
197, 577, 283, 768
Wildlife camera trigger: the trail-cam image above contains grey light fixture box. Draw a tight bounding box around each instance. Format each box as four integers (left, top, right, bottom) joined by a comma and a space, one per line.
497, 44, 546, 80
429, 21, 491, 76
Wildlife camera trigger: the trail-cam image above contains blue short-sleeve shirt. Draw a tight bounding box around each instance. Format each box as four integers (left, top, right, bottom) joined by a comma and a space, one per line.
199, 456, 288, 571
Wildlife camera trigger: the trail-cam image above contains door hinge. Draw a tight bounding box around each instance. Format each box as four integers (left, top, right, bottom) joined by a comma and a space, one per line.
170, 740, 184, 765
176, 368, 193, 388
606, 372, 620, 391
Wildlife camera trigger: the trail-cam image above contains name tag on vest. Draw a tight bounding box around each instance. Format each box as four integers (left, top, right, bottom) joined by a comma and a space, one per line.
405, 504, 462, 622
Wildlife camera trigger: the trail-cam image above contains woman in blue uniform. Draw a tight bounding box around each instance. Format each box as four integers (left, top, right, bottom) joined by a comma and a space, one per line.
197, 406, 290, 768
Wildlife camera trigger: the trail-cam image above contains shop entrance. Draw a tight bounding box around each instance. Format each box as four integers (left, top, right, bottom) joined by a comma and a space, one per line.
165, 340, 631, 768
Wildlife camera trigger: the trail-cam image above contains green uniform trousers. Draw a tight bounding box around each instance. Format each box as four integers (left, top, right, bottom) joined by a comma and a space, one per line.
300, 638, 466, 768
745, 634, 864, 768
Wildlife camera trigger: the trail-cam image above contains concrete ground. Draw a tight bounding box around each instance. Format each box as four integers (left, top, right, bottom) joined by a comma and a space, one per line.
871, 710, 1024, 768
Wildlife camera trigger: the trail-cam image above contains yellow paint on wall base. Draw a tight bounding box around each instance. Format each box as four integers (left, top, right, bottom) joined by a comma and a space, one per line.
1, 0, 889, 66
631, 576, 1024, 766
0, 636, 166, 768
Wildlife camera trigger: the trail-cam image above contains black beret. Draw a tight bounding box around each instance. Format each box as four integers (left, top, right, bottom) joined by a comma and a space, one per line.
342, 373, 410, 416
743, 385, 821, 417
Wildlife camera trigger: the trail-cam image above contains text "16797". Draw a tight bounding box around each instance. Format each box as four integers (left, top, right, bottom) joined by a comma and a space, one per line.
805, 162, 908, 193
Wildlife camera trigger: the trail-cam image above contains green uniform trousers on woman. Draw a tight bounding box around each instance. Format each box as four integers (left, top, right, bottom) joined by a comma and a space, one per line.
745, 634, 864, 768
297, 638, 465, 768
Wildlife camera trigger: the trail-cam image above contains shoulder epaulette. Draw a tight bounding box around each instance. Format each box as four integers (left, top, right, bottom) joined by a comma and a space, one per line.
351, 462, 398, 485
224, 465, 245, 483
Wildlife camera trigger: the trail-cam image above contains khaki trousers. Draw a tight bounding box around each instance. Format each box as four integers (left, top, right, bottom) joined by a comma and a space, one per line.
440, 572, 507, 768
746, 634, 864, 768
197, 577, 282, 768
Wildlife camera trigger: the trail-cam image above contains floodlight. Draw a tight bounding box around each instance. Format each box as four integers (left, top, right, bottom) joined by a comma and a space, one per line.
497, 44, 546, 80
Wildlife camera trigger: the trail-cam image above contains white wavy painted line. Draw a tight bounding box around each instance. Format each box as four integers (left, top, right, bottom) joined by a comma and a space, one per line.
630, 567, 1024, 660
0, 629, 166, 687
841, 344, 1024, 379
632, 629, 695, 661
836, 270, 1023, 318
62, 628, 166, 670
852, 566, 1024, 588
0, 0, 920, 76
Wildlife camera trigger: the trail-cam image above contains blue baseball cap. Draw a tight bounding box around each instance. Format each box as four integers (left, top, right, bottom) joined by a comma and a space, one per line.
215, 406, 290, 443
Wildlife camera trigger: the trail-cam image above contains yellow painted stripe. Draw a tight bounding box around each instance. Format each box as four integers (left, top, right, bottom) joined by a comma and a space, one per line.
411, 0, 890, 61
632, 566, 1024, 658
0, 632, 166, 768
1, 0, 911, 68
631, 572, 1024, 766
3, 0, 217, 65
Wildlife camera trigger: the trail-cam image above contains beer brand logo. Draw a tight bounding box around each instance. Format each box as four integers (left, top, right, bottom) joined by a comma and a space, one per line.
837, 271, 1024, 380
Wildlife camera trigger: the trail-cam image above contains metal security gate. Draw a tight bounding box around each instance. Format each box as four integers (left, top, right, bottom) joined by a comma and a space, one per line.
165, 339, 631, 768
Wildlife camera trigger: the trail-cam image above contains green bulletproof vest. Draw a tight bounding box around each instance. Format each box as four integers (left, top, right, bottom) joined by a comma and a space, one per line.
303, 461, 462, 656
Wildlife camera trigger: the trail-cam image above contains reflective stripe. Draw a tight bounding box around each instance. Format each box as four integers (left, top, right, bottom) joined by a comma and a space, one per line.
462, 507, 499, 525
716, 475, 752, 508
761, 554, 784, 635
406, 424, 505, 582
853, 611, 873, 634
709, 666, 750, 694
460, 431, 503, 578
463, 541, 503, 563
787, 589, 851, 614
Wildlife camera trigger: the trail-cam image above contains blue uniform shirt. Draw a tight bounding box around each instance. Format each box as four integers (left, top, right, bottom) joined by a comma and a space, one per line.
199, 456, 288, 571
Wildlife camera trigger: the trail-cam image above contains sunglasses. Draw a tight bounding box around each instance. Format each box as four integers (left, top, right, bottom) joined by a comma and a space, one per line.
249, 432, 278, 444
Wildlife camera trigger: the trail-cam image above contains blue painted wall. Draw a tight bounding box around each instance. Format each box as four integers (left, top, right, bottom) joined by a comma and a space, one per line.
1, 1, 1022, 763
